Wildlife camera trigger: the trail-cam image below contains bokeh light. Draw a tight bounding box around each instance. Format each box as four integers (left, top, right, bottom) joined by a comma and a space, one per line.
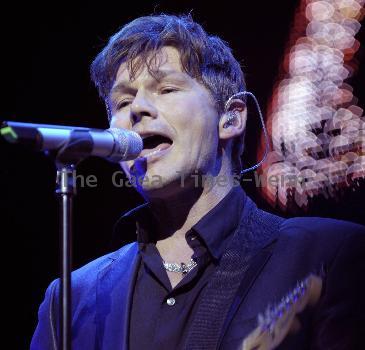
258, 0, 365, 211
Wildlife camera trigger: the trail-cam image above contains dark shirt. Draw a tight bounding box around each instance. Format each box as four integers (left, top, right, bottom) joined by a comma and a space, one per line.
129, 187, 246, 350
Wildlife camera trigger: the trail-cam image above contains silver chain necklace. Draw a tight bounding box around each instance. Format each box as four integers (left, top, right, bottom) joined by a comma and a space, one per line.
163, 258, 197, 275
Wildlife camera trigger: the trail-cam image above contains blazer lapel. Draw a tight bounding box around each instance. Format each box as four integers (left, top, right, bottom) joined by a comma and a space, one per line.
96, 243, 141, 350
218, 201, 283, 348
218, 242, 277, 347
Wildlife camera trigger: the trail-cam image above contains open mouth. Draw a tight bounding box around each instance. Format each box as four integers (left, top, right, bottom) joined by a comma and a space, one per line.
139, 134, 173, 158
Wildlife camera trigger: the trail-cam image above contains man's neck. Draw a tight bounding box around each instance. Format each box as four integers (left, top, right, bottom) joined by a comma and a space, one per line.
147, 175, 234, 242
146, 170, 235, 286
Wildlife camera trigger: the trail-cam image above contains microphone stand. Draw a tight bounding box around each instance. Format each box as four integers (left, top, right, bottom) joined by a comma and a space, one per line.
51, 131, 94, 350
55, 164, 75, 350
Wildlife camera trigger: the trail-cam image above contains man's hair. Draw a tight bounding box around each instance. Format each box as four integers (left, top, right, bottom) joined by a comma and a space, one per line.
90, 13, 246, 173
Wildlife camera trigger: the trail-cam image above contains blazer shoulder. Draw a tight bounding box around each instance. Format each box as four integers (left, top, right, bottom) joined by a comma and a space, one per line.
282, 216, 365, 235
279, 215, 365, 248
71, 242, 138, 285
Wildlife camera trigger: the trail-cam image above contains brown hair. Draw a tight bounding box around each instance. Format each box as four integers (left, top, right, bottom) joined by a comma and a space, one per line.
90, 13, 246, 173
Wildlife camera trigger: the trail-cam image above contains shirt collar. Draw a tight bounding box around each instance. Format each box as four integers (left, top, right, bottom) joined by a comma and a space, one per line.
114, 186, 246, 259
191, 186, 246, 260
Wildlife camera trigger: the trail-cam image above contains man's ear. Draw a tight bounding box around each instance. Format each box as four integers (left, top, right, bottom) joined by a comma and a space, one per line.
219, 99, 247, 140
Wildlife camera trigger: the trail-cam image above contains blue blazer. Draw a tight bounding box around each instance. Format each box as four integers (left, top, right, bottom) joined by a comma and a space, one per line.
31, 197, 365, 349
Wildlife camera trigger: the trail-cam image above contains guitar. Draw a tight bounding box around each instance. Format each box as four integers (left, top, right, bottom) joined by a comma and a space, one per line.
240, 274, 323, 350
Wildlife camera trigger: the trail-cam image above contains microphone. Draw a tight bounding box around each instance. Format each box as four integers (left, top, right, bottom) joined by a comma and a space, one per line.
0, 121, 143, 162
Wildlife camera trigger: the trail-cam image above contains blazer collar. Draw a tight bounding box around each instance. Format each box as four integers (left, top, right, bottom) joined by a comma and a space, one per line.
96, 243, 140, 350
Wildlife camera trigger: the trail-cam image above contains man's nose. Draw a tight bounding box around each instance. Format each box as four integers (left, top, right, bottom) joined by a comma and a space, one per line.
130, 90, 157, 124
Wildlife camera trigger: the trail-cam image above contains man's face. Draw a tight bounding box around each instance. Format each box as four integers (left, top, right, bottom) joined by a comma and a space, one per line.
109, 46, 221, 198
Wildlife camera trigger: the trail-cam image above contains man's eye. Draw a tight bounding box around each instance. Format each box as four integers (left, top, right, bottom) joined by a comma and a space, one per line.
160, 87, 178, 94
116, 100, 131, 110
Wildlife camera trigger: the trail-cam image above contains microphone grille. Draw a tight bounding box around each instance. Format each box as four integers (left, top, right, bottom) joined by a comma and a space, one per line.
107, 128, 143, 161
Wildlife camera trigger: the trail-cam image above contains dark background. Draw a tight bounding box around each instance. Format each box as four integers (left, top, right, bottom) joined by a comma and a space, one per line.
0, 1, 364, 348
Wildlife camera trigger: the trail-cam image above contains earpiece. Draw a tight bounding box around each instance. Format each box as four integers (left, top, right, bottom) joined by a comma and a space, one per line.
224, 90, 271, 175
223, 111, 238, 128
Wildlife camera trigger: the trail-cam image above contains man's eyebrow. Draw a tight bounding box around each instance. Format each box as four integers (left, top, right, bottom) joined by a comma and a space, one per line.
110, 82, 137, 96
151, 69, 187, 81
110, 70, 189, 96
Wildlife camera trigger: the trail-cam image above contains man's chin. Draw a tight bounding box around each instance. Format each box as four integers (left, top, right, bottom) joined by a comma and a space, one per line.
132, 172, 188, 199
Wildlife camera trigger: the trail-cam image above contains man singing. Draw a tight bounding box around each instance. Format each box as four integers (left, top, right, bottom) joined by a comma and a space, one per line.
31, 14, 365, 349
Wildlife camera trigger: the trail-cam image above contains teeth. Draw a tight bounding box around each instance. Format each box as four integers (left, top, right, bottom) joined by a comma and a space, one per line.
140, 148, 162, 158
